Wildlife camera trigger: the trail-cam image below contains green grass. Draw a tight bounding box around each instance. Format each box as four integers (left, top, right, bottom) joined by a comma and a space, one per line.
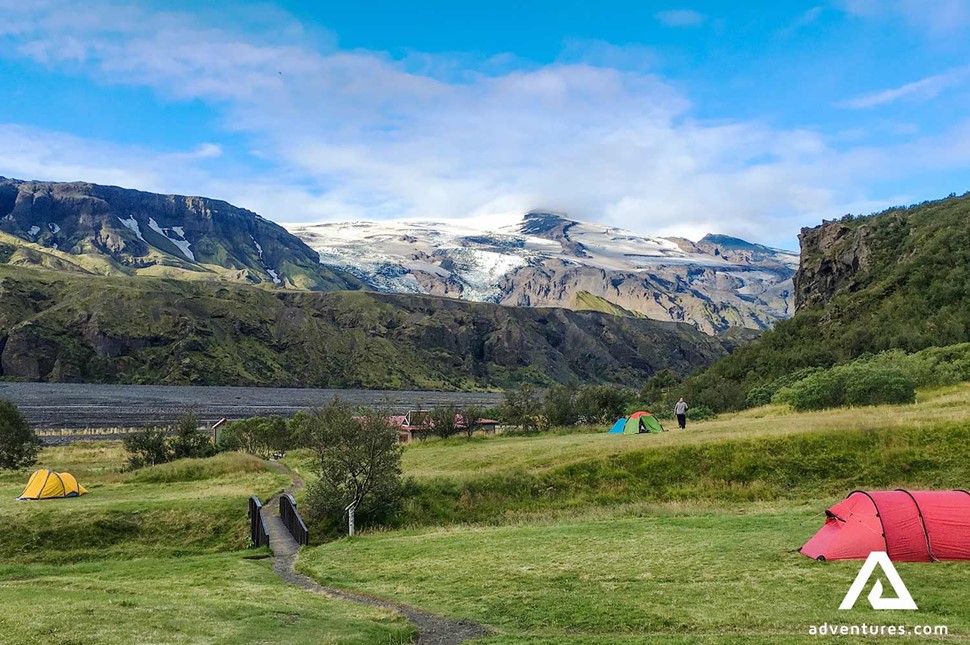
300, 506, 970, 643
294, 386, 970, 643
0, 442, 415, 643
0, 553, 412, 645
0, 446, 290, 563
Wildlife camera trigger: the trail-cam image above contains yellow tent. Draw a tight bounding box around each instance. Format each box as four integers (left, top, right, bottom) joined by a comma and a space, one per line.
18, 470, 88, 500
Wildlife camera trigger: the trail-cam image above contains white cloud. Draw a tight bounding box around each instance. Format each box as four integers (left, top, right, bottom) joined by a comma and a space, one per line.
0, 1, 969, 249
838, 66, 970, 108
655, 9, 707, 27
839, 0, 970, 32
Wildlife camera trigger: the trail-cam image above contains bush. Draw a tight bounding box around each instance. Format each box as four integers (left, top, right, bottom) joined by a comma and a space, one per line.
169, 412, 216, 460
543, 384, 579, 428
301, 399, 404, 536
776, 364, 916, 411
0, 399, 40, 470
219, 415, 290, 457
124, 412, 215, 470
639, 369, 682, 406
686, 405, 716, 421
576, 385, 630, 424
500, 384, 543, 432
123, 428, 171, 470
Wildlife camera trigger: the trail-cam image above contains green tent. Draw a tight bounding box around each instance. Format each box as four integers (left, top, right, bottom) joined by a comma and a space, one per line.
609, 411, 664, 434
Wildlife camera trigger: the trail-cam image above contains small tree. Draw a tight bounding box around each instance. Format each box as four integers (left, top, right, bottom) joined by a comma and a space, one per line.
169, 412, 215, 460
0, 399, 40, 470
123, 427, 171, 470
543, 384, 579, 428
576, 385, 630, 424
460, 405, 485, 438
220, 416, 290, 457
303, 399, 403, 537
500, 384, 543, 432
429, 404, 460, 439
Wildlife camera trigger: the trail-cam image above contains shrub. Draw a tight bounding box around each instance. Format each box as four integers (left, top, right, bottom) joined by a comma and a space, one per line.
639, 369, 682, 406
0, 399, 40, 470
543, 384, 579, 427
219, 416, 290, 457
123, 428, 171, 470
301, 399, 403, 536
500, 384, 543, 432
124, 412, 216, 470
169, 412, 216, 460
429, 404, 461, 439
686, 405, 716, 421
576, 385, 630, 424
776, 364, 916, 411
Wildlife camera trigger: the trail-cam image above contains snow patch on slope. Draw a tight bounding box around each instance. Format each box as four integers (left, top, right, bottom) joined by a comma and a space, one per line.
147, 217, 195, 261
117, 216, 144, 241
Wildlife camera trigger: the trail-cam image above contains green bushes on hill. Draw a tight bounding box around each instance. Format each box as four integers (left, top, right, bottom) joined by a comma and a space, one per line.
774, 364, 915, 411
675, 194, 970, 412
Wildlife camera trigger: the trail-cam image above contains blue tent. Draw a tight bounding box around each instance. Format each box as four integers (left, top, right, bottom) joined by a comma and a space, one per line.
608, 418, 627, 434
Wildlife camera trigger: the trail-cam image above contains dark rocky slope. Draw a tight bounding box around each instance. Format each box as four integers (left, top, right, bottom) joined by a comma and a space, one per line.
0, 265, 732, 389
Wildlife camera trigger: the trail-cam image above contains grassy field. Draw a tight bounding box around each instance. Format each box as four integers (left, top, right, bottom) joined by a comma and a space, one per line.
0, 442, 414, 644
295, 386, 970, 643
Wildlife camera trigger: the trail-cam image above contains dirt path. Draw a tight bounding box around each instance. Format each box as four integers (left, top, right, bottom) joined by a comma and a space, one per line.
263, 461, 489, 645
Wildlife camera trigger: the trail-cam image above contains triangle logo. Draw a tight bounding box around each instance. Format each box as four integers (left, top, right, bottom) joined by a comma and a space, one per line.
839, 551, 918, 610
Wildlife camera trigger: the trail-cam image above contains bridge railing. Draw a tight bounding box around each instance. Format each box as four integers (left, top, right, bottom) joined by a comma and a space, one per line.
279, 493, 309, 545
248, 495, 270, 548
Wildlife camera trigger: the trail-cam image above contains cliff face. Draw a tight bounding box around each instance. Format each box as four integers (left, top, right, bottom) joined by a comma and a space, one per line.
0, 177, 360, 291
793, 221, 878, 311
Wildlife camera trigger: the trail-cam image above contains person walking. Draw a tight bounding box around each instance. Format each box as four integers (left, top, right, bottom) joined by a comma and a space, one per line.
674, 398, 689, 429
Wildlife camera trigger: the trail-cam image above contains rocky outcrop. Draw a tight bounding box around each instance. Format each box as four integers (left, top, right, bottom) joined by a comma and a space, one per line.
794, 219, 882, 311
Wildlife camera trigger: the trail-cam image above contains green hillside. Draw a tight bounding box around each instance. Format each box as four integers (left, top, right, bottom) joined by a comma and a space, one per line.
0, 265, 730, 389
679, 192, 970, 410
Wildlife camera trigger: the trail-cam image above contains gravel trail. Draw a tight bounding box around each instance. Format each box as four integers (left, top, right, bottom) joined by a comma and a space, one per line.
263, 462, 489, 645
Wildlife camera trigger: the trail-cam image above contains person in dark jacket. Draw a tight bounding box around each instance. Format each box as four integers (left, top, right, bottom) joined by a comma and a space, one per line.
675, 398, 689, 429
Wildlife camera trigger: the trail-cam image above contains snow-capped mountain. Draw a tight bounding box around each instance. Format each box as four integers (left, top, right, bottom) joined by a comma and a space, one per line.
289, 212, 798, 334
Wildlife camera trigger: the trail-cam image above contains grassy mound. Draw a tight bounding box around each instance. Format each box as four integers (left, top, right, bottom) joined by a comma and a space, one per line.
403, 422, 970, 526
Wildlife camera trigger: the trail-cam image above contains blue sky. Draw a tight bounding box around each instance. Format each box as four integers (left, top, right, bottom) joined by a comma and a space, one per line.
2, 1, 969, 248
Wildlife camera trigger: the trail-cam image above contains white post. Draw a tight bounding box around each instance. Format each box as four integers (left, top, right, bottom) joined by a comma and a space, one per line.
346, 501, 356, 537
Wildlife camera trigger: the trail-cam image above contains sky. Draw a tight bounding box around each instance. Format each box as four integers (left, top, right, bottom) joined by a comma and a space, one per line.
1, 1, 969, 248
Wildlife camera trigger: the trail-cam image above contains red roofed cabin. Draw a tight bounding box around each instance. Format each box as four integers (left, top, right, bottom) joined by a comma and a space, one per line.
392, 410, 498, 443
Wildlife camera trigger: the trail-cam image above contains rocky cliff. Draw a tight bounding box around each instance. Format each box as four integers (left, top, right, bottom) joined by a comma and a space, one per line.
0, 177, 360, 291
793, 219, 881, 311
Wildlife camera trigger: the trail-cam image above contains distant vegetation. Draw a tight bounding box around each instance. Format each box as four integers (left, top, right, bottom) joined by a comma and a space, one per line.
123, 412, 215, 469
0, 399, 39, 469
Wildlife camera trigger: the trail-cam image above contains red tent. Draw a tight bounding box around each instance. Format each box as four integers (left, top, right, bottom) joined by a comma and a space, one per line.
801, 490, 970, 562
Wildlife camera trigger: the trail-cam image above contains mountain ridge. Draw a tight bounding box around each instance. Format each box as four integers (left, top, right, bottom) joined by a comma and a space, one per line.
290, 211, 797, 334
0, 177, 361, 291
0, 264, 734, 389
